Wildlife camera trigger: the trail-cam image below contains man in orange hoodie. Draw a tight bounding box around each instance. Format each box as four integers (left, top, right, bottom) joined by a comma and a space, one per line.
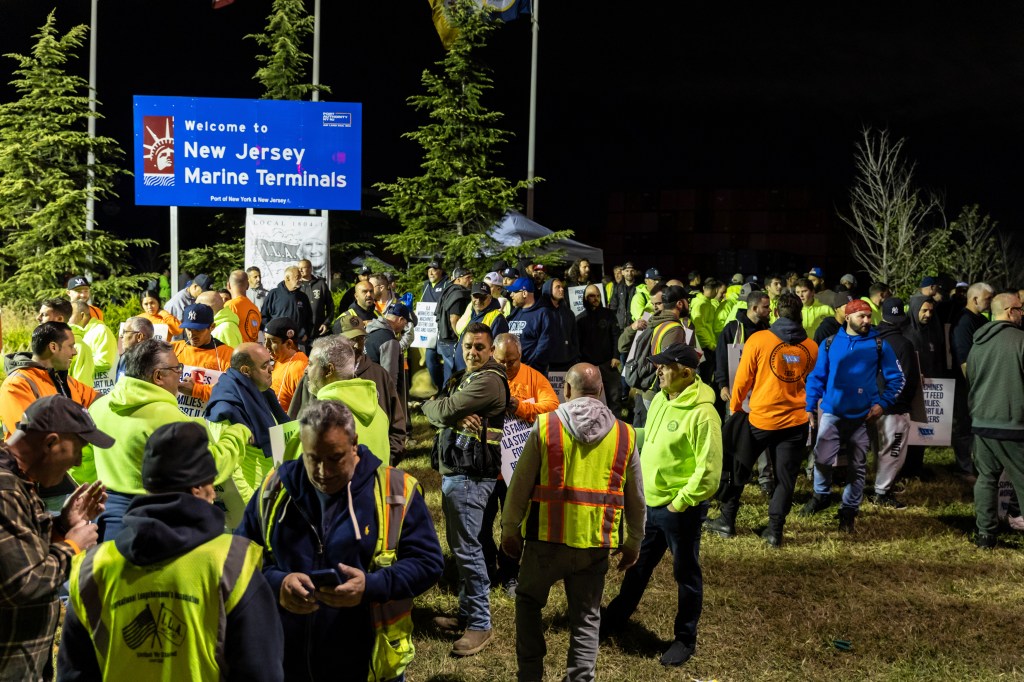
265, 317, 308, 413
483, 332, 560, 594
707, 292, 817, 547
225, 270, 262, 344
0, 322, 97, 440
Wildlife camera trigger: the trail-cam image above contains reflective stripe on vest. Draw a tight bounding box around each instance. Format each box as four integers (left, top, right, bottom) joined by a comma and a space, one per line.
69, 533, 261, 681
529, 412, 635, 549
257, 463, 421, 682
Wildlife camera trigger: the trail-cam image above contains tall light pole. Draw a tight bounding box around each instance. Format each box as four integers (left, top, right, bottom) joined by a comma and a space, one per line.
526, 0, 540, 219
86, 0, 98, 238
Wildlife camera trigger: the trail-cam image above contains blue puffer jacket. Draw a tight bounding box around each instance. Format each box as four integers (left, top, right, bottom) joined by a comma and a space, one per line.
805, 326, 905, 419
236, 447, 443, 682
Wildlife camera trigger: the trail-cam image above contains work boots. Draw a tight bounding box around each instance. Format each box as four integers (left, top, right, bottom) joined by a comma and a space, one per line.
800, 493, 831, 517
761, 514, 784, 548
704, 498, 738, 538
838, 507, 857, 533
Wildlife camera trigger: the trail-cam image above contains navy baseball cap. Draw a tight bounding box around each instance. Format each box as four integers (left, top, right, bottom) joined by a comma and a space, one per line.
501, 267, 521, 279
66, 275, 90, 290
649, 343, 701, 368
181, 303, 214, 330
385, 302, 412, 321
645, 268, 662, 281
187, 273, 213, 291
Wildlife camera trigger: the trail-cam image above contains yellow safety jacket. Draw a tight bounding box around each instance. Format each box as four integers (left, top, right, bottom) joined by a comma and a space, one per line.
524, 412, 636, 549
455, 302, 503, 336
68, 534, 262, 681
257, 463, 421, 682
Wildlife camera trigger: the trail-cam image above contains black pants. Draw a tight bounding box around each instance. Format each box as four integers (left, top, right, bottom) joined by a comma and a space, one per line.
719, 422, 809, 523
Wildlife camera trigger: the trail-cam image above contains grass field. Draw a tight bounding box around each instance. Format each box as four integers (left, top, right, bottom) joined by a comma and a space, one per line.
401, 415, 1024, 682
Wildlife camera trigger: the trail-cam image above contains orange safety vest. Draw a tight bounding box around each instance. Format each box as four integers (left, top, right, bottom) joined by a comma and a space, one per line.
525, 412, 636, 549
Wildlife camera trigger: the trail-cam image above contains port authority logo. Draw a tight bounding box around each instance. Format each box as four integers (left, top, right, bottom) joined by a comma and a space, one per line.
122, 603, 187, 654
143, 116, 175, 186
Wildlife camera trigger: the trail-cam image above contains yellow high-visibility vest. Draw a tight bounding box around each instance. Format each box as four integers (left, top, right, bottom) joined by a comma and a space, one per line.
68, 533, 262, 681
525, 412, 636, 549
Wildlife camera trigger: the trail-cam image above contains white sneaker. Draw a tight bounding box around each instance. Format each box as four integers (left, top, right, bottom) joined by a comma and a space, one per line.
1008, 515, 1024, 532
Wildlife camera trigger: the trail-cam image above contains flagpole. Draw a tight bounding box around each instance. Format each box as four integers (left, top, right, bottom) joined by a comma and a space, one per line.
86, 0, 98, 235
526, 0, 539, 219
170, 207, 179, 297
310, 0, 328, 237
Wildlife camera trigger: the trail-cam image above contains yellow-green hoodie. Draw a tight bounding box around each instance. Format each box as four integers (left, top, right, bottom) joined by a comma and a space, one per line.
636, 376, 722, 511
284, 378, 391, 463
213, 307, 244, 347
68, 325, 95, 386
80, 317, 118, 373
74, 375, 251, 492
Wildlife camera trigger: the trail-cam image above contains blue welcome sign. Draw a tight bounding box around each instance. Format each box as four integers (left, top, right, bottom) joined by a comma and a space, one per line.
133, 95, 362, 210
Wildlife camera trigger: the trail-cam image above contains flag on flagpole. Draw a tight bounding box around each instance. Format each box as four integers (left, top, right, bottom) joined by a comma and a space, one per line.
429, 0, 531, 49
213, 0, 235, 8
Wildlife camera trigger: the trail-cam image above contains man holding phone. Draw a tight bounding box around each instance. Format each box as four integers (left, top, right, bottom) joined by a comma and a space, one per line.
238, 401, 443, 682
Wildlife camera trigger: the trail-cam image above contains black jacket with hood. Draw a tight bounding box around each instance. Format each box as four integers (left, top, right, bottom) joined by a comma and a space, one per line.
875, 320, 920, 415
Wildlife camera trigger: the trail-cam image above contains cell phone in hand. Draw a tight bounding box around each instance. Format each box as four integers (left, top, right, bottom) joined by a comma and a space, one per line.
309, 568, 345, 589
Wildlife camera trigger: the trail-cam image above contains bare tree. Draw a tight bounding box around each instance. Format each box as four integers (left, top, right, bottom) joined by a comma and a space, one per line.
839, 129, 946, 296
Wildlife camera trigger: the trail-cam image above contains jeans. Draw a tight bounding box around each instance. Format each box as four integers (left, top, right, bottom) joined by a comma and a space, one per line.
480, 478, 519, 585
812, 413, 869, 510
438, 339, 458, 387
441, 474, 496, 630
425, 347, 445, 394
516, 542, 608, 682
973, 436, 1024, 535
97, 491, 137, 542
605, 501, 708, 646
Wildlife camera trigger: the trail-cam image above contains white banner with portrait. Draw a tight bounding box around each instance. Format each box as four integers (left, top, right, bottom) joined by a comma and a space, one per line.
245, 212, 330, 289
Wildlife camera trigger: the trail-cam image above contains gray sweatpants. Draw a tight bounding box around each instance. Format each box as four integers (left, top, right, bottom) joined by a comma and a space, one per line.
874, 413, 910, 495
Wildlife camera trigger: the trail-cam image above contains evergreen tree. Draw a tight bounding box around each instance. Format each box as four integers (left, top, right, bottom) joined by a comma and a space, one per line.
375, 0, 568, 290
248, 0, 329, 101
0, 11, 151, 307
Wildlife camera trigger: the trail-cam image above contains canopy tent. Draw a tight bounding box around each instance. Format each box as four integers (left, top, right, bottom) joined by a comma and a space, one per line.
490, 211, 604, 265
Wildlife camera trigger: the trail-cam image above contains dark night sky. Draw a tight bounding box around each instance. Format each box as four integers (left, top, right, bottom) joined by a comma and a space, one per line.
2, 1, 1023, 274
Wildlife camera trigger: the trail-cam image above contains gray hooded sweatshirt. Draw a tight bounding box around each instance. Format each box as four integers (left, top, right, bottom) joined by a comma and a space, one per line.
501, 395, 646, 551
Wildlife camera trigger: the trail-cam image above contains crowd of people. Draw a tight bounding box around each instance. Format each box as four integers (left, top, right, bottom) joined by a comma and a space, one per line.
0, 256, 1021, 681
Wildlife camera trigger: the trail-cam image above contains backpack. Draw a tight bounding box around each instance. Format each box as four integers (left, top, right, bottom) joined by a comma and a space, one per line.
623, 320, 684, 391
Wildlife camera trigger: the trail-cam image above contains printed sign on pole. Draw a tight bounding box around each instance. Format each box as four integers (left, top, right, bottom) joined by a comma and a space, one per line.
133, 95, 362, 210
547, 371, 567, 402
412, 302, 438, 349
245, 213, 330, 289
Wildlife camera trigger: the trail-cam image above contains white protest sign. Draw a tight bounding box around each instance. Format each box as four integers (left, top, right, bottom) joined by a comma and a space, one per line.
501, 416, 534, 483
908, 377, 954, 446
245, 213, 330, 289
547, 371, 567, 402
268, 421, 302, 467
567, 285, 605, 317
412, 301, 438, 349
726, 344, 750, 414
117, 322, 170, 353
625, 312, 652, 363
93, 366, 118, 397
177, 365, 224, 418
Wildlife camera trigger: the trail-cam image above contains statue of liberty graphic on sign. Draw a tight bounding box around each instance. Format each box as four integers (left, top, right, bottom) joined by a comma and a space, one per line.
143, 116, 175, 186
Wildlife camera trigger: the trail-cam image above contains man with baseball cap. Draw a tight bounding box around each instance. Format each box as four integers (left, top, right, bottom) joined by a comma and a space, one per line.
166, 273, 213, 324
59, 422, 283, 681
265, 317, 308, 413
66, 275, 104, 321
0, 395, 111, 680
172, 303, 235, 407
603, 343, 722, 667
506, 276, 559, 376
436, 267, 474, 385
802, 298, 905, 531
870, 297, 919, 509
366, 302, 413, 409
630, 267, 662, 322
453, 283, 510, 373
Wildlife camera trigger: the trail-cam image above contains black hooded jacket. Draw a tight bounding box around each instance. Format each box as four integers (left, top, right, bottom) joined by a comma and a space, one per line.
905, 296, 949, 378
876, 321, 920, 415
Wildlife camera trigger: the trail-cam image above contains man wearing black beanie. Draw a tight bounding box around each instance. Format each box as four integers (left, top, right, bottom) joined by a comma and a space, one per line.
59, 422, 284, 681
